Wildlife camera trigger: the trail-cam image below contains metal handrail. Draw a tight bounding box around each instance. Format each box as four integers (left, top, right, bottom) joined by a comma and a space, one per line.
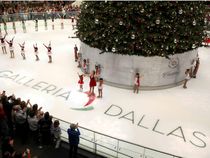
53, 116, 183, 158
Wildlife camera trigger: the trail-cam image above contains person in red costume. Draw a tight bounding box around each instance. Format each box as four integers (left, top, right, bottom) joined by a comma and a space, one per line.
89, 71, 96, 96
133, 73, 143, 94
77, 73, 84, 92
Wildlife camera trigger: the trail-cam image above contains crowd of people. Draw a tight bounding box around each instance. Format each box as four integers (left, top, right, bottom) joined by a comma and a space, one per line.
0, 91, 62, 157
0, 1, 80, 15
0, 90, 82, 158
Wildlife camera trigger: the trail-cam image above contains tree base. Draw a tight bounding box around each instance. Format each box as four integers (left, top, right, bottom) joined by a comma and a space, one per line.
80, 42, 198, 89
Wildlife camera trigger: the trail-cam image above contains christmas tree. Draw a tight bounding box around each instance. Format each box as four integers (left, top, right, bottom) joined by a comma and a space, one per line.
76, 1, 206, 58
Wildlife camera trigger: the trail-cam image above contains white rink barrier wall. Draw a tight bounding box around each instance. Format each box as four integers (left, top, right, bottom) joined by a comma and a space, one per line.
80, 42, 198, 90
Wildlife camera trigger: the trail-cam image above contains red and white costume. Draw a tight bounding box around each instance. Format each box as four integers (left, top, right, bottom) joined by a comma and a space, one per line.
34, 45, 38, 55
78, 75, 84, 85
7, 40, 14, 52
47, 47, 52, 56
1, 35, 6, 47
20, 45, 25, 54
134, 76, 140, 87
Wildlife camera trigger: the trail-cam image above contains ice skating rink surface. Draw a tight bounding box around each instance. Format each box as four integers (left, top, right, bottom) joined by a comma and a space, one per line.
0, 20, 210, 158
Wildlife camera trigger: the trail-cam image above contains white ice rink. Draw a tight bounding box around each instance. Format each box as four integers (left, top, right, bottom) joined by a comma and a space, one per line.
0, 20, 210, 158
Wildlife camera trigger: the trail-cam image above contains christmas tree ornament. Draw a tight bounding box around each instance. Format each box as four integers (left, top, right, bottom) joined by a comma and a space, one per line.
119, 21, 123, 25
179, 9, 183, 14
95, 19, 99, 24
193, 20, 196, 26
156, 19, 160, 25
140, 8, 144, 13
131, 34, 135, 39
112, 47, 116, 52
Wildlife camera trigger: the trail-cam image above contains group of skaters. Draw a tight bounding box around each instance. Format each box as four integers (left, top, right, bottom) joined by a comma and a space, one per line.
74, 45, 104, 98
0, 32, 53, 63
74, 44, 144, 95
183, 54, 200, 89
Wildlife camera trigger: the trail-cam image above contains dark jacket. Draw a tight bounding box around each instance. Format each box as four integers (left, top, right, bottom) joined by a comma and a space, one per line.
67, 128, 80, 145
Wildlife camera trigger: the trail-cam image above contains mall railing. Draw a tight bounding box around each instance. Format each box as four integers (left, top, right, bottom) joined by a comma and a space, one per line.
53, 117, 183, 158
0, 11, 80, 23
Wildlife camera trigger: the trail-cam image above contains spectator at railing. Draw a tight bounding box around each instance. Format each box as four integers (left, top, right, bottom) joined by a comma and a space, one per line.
67, 123, 80, 158
38, 111, 52, 147
51, 120, 61, 149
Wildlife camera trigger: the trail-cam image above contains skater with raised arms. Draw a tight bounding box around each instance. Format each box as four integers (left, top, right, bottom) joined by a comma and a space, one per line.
19, 42, 26, 60
43, 41, 52, 63
33, 43, 39, 61
6, 37, 15, 58
0, 33, 7, 54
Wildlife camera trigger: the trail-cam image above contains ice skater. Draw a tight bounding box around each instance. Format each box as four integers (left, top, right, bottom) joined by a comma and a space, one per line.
43, 41, 52, 63
86, 59, 90, 74
183, 69, 190, 89
77, 53, 82, 68
0, 33, 7, 54
82, 59, 87, 74
74, 44, 78, 62
59, 14, 64, 30
34, 19, 38, 31
95, 65, 101, 82
89, 70, 97, 96
43, 14, 48, 30
133, 73, 143, 94
12, 21, 16, 34
77, 73, 84, 92
3, 22, 7, 35
97, 78, 104, 98
52, 17, 55, 30
6, 37, 15, 58
44, 17, 48, 30
192, 56, 200, 78
19, 42, 26, 60
22, 20, 26, 33
33, 43, 39, 61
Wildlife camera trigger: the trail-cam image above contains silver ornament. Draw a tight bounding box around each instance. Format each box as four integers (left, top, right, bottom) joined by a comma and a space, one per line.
156, 19, 160, 25
193, 20, 196, 26
131, 34, 135, 39
95, 19, 99, 24
112, 47, 116, 52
